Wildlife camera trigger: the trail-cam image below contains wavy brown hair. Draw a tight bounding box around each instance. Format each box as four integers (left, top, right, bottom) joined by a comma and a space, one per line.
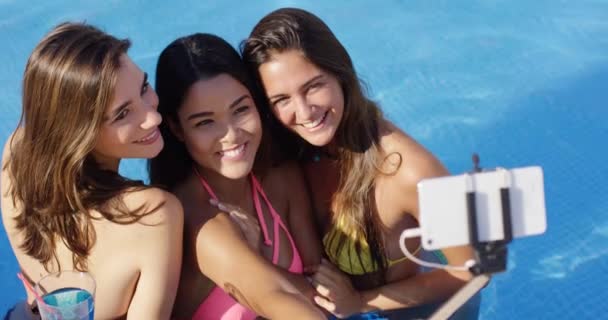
242, 8, 399, 284
5, 22, 156, 272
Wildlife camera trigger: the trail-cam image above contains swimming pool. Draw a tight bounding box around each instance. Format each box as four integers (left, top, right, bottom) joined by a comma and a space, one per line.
1, 0, 606, 318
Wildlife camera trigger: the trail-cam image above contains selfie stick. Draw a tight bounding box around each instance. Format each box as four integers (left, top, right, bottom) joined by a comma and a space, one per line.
428, 154, 512, 320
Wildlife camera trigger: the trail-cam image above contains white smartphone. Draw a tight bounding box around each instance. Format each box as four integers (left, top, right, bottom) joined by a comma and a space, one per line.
417, 166, 547, 251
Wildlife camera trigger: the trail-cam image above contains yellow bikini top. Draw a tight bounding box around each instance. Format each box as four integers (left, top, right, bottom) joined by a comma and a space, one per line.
322, 218, 421, 276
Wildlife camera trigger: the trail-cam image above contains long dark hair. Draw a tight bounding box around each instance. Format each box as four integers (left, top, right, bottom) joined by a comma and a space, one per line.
242, 8, 393, 281
5, 22, 156, 272
150, 33, 270, 190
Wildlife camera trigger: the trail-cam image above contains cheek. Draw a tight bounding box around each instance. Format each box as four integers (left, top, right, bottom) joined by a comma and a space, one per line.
96, 125, 130, 150
328, 86, 345, 118
115, 125, 136, 144
183, 130, 215, 160
272, 107, 293, 127
249, 112, 263, 140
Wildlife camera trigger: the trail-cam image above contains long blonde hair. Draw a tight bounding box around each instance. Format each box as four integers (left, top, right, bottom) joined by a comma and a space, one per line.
6, 22, 156, 272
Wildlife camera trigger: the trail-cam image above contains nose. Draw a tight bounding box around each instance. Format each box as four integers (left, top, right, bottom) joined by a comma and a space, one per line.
220, 122, 240, 143
294, 96, 315, 122
140, 89, 161, 130
140, 104, 162, 130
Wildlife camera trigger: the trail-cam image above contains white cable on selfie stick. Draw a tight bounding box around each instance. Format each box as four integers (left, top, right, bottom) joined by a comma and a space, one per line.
399, 228, 476, 271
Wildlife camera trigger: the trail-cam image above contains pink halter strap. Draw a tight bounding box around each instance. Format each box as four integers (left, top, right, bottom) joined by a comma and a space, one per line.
194, 167, 219, 200
194, 167, 273, 248
250, 174, 278, 255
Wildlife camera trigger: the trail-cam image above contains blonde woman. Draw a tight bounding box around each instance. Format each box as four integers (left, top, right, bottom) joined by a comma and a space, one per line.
1, 22, 183, 319
242, 8, 476, 319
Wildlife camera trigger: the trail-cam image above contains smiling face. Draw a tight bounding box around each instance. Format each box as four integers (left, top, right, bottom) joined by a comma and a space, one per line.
93, 54, 163, 170
173, 74, 262, 180
258, 50, 344, 147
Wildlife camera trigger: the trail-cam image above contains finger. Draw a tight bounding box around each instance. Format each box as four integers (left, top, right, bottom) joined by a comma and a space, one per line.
313, 283, 334, 300
303, 264, 319, 275
321, 258, 341, 272
218, 203, 233, 212
313, 295, 336, 313
311, 270, 336, 289
228, 208, 247, 220
229, 212, 259, 233
228, 213, 248, 230
315, 263, 344, 285
210, 199, 237, 212
217, 202, 255, 219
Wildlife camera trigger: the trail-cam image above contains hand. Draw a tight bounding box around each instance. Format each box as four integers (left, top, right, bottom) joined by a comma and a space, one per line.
309, 259, 363, 318
209, 199, 261, 252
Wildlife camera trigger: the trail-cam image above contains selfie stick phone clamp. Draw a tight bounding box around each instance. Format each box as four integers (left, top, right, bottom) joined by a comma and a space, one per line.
467, 153, 512, 275
429, 154, 513, 319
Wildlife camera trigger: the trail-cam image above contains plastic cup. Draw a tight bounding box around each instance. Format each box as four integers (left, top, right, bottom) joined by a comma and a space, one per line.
35, 271, 95, 320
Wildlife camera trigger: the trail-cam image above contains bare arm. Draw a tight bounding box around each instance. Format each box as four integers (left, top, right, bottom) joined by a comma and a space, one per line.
196, 211, 325, 320
125, 189, 184, 320
360, 128, 474, 311
311, 126, 474, 317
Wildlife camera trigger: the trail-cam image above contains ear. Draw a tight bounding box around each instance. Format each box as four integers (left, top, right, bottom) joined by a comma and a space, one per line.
168, 118, 185, 142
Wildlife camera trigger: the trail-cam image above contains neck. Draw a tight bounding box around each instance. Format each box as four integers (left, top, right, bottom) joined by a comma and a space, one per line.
194, 165, 250, 205
323, 140, 339, 157
92, 153, 120, 172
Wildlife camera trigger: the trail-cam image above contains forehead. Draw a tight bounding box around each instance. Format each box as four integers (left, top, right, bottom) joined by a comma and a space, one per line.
180, 74, 250, 114
110, 55, 142, 98
258, 50, 322, 92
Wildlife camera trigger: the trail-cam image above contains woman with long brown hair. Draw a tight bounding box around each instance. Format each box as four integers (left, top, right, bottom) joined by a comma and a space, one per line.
1, 22, 183, 319
242, 8, 475, 319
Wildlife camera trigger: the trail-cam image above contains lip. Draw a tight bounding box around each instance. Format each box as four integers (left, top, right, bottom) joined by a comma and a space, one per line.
216, 142, 249, 161
134, 128, 160, 145
298, 111, 328, 132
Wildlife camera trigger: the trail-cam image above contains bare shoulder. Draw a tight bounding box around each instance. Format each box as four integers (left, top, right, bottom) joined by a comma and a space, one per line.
378, 120, 449, 189
2, 129, 21, 164
1, 130, 22, 221
195, 210, 249, 266
118, 187, 184, 226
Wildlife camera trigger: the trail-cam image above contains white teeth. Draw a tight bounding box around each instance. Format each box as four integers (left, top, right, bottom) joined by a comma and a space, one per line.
136, 130, 157, 142
301, 113, 326, 128
220, 144, 245, 158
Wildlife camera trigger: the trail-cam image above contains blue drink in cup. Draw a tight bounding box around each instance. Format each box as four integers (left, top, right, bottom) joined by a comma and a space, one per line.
35, 271, 95, 320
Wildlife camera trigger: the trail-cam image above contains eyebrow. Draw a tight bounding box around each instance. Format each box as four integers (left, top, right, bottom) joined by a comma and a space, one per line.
187, 94, 251, 120
267, 74, 324, 102
106, 72, 148, 120
141, 72, 148, 92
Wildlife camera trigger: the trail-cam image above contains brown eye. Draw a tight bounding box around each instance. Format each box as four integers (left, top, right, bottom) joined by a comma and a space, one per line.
272, 97, 289, 108
234, 106, 250, 115
141, 81, 150, 95
196, 119, 214, 127
115, 108, 129, 121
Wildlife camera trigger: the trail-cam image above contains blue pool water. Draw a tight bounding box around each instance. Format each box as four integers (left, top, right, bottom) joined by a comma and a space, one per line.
1, 1, 606, 318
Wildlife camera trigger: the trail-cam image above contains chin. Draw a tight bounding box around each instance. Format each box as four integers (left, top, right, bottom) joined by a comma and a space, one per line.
219, 164, 254, 180
302, 132, 334, 147
142, 140, 165, 158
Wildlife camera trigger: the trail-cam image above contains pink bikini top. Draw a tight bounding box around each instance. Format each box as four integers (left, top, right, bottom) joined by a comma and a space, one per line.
192, 171, 303, 320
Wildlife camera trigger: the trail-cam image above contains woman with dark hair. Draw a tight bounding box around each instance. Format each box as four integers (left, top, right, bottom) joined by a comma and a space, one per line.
242, 8, 475, 318
150, 33, 324, 320
1, 22, 183, 319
